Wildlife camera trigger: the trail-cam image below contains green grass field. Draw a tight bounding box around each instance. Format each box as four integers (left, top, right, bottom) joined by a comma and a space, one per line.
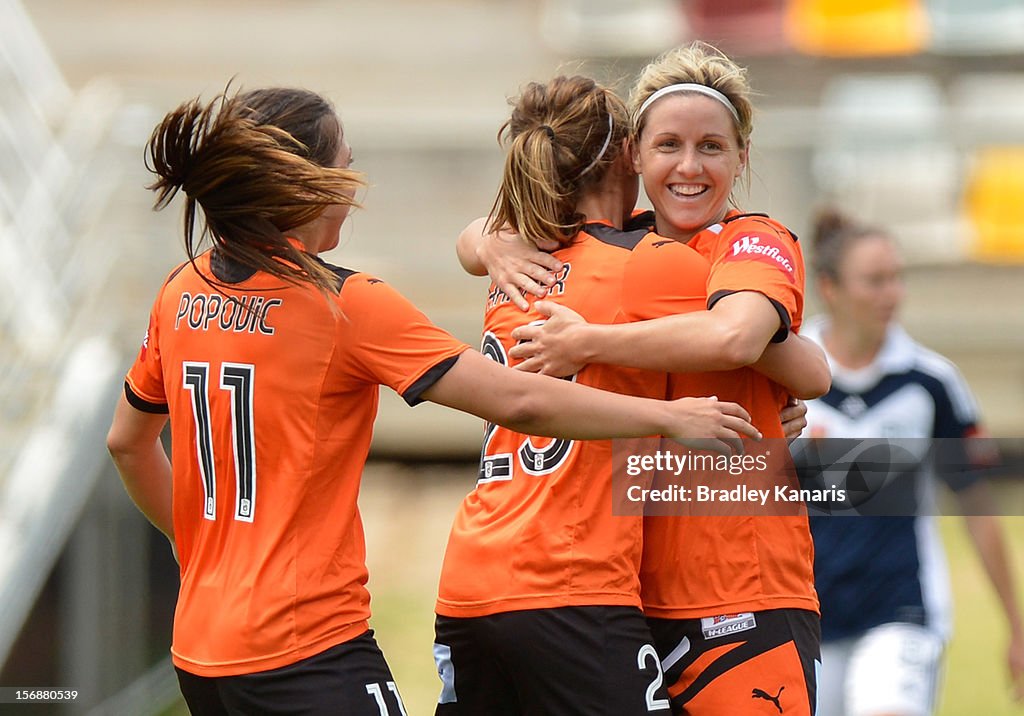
166, 467, 1024, 715
936, 515, 1024, 716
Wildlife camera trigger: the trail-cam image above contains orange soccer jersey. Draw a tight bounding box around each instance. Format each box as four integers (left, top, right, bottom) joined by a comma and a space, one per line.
621, 211, 818, 619
436, 220, 667, 618
125, 250, 468, 677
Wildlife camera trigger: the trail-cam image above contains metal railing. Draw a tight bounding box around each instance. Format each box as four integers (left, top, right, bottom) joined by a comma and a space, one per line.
0, 0, 125, 679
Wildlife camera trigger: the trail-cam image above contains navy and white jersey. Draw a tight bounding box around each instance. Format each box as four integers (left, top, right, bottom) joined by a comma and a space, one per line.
795, 316, 982, 642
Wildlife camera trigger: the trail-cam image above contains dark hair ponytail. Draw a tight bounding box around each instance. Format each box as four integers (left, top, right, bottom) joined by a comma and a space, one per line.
810, 206, 886, 280
146, 85, 366, 294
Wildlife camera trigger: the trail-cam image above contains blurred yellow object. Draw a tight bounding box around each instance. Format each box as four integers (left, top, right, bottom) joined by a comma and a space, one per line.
785, 0, 929, 56
964, 146, 1024, 263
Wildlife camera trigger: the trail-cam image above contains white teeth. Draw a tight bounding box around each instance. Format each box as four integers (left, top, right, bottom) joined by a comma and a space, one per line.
669, 184, 705, 197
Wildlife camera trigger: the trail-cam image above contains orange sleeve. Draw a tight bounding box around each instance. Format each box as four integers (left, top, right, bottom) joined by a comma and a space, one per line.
339, 274, 470, 404
124, 269, 181, 412
706, 217, 805, 339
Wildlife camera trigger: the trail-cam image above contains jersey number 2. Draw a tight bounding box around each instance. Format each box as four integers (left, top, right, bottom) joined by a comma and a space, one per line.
478, 331, 575, 483
638, 644, 671, 711
183, 362, 256, 522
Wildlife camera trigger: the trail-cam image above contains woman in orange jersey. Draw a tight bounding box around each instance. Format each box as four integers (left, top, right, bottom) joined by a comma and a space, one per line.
437, 76, 677, 716
441, 74, 827, 715
104, 85, 763, 716
484, 43, 827, 715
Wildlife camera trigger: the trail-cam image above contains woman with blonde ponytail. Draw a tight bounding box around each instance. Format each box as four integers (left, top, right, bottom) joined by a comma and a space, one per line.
106, 84, 762, 715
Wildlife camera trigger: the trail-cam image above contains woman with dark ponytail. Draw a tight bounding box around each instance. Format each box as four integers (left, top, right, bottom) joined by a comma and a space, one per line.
105, 84, 761, 716
147, 87, 361, 294
798, 207, 1024, 716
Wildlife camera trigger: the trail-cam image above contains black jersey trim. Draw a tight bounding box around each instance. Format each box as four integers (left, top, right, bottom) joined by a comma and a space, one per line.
124, 381, 169, 414
205, 249, 362, 290
707, 289, 791, 343
321, 260, 359, 288
580, 211, 656, 250
210, 249, 258, 283
402, 355, 461, 406
721, 212, 769, 224
583, 222, 650, 250
626, 210, 656, 231
722, 212, 800, 243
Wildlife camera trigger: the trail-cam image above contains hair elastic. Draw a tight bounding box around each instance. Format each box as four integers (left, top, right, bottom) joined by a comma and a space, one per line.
576, 112, 615, 179
635, 83, 740, 124
540, 124, 556, 140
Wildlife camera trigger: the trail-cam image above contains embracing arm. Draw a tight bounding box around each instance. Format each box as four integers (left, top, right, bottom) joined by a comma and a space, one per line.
753, 333, 831, 399
421, 349, 760, 454
510, 291, 782, 376
455, 218, 563, 311
455, 217, 492, 276
106, 393, 174, 542
510, 292, 828, 402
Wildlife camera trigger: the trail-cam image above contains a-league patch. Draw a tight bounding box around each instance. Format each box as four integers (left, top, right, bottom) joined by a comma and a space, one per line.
722, 232, 796, 282
701, 612, 757, 640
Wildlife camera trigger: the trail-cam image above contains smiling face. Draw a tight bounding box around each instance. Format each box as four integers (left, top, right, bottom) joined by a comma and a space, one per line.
632, 93, 747, 243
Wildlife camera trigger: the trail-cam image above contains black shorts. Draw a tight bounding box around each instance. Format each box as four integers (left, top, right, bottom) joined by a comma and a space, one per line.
175, 630, 407, 716
646, 608, 820, 715
434, 605, 671, 716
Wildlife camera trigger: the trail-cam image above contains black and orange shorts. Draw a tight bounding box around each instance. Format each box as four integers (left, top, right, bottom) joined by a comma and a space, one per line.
646, 608, 820, 715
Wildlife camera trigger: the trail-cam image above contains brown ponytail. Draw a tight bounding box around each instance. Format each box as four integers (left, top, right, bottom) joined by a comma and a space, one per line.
146, 85, 366, 294
488, 75, 630, 248
810, 207, 886, 280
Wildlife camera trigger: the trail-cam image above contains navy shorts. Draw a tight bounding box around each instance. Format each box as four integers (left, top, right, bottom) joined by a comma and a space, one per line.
434, 605, 671, 716
175, 630, 407, 715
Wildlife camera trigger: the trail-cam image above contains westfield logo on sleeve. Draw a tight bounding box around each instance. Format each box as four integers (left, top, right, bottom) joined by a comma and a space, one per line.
724, 232, 796, 282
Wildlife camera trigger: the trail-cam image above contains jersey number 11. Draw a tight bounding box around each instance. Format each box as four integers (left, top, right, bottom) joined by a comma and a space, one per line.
183, 361, 256, 522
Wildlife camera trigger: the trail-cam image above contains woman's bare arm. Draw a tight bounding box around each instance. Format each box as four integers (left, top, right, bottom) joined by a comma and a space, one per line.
421, 349, 761, 455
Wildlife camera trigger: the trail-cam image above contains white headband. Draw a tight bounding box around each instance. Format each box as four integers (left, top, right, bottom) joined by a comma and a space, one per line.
636, 83, 740, 125
576, 112, 615, 179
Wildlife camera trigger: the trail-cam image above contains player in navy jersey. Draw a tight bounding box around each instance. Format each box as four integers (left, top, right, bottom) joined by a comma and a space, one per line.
793, 208, 1024, 716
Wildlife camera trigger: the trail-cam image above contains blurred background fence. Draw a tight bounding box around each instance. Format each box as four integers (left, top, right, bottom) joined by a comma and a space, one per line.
1, 0, 1022, 713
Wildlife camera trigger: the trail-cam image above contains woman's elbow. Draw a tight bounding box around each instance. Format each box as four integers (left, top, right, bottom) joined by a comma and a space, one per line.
492, 380, 552, 434
456, 219, 490, 276
718, 327, 768, 369
106, 418, 154, 463
792, 364, 832, 400
106, 425, 133, 462
810, 367, 833, 399
501, 396, 546, 434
